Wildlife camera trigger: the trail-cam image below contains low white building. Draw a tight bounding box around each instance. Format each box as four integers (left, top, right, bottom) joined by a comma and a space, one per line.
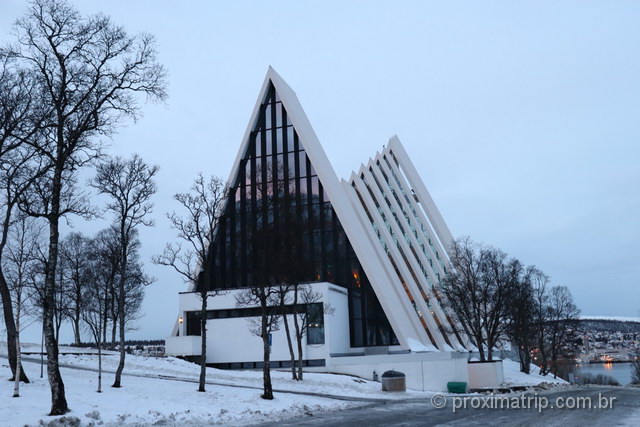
166, 67, 501, 391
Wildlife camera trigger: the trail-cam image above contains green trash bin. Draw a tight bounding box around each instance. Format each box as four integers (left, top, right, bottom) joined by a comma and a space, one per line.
447, 382, 467, 394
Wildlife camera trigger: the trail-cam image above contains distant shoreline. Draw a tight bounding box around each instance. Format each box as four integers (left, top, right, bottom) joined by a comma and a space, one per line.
578, 361, 635, 365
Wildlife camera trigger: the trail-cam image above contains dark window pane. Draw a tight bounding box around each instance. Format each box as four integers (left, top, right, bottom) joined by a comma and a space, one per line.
308, 159, 316, 177
265, 131, 272, 155
298, 151, 307, 176
264, 104, 272, 129
254, 132, 261, 157
276, 102, 283, 127
276, 154, 285, 180
310, 176, 320, 197
186, 312, 201, 336
276, 127, 285, 154
288, 152, 295, 178
323, 204, 333, 230
286, 127, 295, 152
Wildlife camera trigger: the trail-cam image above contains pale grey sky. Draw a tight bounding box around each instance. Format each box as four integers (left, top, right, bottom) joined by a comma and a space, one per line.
2, 0, 639, 343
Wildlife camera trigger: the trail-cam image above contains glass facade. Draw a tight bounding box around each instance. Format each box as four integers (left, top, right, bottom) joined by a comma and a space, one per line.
201, 83, 397, 347
185, 303, 325, 345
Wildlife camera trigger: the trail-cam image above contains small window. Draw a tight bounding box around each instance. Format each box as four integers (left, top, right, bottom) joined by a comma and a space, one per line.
306, 303, 325, 345
186, 311, 201, 336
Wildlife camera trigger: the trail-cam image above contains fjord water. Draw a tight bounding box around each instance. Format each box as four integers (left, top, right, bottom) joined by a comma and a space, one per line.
576, 363, 635, 385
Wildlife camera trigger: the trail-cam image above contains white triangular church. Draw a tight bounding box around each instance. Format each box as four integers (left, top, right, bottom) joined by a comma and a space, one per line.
166, 68, 477, 391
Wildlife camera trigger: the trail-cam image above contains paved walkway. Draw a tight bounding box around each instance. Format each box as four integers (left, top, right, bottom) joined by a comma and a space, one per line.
256, 386, 640, 426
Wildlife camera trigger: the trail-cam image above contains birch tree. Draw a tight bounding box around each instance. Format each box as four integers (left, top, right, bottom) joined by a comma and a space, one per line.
91, 154, 158, 388
4, 215, 42, 397
153, 174, 227, 392
3, 0, 166, 414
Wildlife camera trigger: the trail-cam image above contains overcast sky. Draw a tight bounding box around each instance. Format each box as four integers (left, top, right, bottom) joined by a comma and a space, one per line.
2, 0, 639, 344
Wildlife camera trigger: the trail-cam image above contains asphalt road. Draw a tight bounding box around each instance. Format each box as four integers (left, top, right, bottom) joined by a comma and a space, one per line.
257, 386, 640, 426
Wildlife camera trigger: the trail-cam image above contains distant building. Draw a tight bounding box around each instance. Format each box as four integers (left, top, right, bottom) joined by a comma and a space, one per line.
166, 68, 487, 391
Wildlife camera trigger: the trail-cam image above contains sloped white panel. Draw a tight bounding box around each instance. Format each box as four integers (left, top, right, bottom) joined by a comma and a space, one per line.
345, 139, 469, 351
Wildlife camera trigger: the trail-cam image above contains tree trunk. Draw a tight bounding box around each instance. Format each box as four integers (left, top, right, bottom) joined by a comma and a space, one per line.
282, 312, 297, 380
12, 304, 21, 398
112, 229, 127, 388
198, 291, 207, 392
519, 346, 531, 374
295, 325, 304, 381
261, 298, 273, 400
111, 316, 117, 346
43, 177, 70, 414
0, 272, 29, 383
292, 287, 303, 380
280, 293, 297, 380
54, 318, 61, 343
73, 316, 81, 346
40, 327, 44, 379
476, 335, 486, 362
97, 340, 102, 393
102, 287, 109, 344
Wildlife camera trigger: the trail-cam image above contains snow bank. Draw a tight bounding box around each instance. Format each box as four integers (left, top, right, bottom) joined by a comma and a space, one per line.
51, 350, 429, 399
0, 358, 358, 426
502, 358, 568, 387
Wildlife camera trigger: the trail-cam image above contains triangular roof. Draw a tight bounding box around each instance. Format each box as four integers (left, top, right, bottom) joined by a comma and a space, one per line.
215, 67, 436, 350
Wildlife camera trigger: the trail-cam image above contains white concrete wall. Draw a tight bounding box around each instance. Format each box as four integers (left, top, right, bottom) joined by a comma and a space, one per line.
325, 285, 352, 355
167, 283, 353, 364
324, 351, 469, 392
165, 336, 201, 357
206, 313, 328, 364
467, 360, 505, 389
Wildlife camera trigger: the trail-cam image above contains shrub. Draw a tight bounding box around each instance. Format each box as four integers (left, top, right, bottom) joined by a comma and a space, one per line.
576, 373, 619, 386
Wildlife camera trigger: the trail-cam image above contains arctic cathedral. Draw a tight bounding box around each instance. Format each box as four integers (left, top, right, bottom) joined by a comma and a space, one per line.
166, 68, 501, 391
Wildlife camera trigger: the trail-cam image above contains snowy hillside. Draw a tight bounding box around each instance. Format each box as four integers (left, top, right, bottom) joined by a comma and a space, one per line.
581, 316, 640, 323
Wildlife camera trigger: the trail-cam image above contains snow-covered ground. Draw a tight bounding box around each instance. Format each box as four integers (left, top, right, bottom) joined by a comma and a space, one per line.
0, 343, 569, 426
4, 343, 428, 400
0, 342, 427, 426
0, 357, 362, 426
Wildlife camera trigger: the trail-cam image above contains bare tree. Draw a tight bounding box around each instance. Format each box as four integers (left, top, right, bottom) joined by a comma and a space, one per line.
531, 269, 551, 374
235, 285, 281, 400
3, 0, 167, 414
28, 245, 70, 344
153, 174, 227, 392
81, 270, 106, 393
441, 237, 518, 361
275, 284, 298, 380
4, 215, 42, 397
545, 285, 580, 378
0, 55, 48, 384
505, 266, 538, 374
440, 237, 487, 360
82, 234, 110, 393
291, 285, 333, 380
92, 227, 121, 345
59, 232, 90, 345
91, 154, 158, 388
81, 228, 151, 393
232, 161, 296, 399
